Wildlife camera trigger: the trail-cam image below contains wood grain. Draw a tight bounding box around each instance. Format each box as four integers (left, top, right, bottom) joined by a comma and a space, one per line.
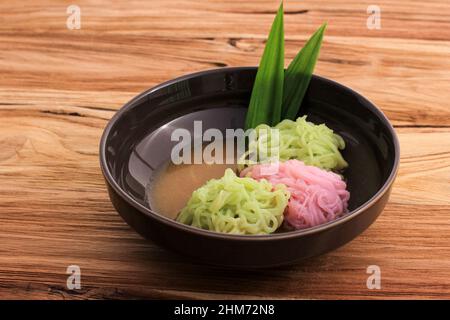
0, 0, 449, 299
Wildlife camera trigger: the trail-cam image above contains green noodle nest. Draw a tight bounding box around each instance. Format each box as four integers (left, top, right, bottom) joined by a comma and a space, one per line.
176, 169, 289, 235
240, 116, 348, 171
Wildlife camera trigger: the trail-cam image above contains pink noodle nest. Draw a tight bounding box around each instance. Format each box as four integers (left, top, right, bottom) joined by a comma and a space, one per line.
240, 160, 350, 230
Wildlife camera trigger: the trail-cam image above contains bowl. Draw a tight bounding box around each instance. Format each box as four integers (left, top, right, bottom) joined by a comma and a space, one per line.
99, 67, 400, 268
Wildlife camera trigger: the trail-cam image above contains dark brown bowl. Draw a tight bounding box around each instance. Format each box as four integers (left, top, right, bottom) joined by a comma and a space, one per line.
99, 67, 400, 268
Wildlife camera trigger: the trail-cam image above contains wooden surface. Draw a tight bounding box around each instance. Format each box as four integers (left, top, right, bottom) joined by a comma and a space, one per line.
0, 0, 449, 300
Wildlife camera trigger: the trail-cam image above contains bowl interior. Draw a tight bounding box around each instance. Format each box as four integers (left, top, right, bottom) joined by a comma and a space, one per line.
103, 68, 397, 219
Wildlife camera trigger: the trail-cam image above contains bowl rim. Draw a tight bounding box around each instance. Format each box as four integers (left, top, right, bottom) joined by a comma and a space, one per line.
99, 66, 400, 241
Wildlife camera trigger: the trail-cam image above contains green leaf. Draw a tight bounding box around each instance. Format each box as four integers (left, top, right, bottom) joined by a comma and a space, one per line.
282, 23, 326, 120
245, 3, 284, 129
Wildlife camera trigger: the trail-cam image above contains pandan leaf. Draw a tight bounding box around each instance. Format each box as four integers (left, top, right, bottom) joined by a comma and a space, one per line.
245, 3, 284, 129
282, 23, 326, 120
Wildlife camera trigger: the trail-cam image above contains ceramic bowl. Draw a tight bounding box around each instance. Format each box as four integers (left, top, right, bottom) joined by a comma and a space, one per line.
99, 67, 400, 268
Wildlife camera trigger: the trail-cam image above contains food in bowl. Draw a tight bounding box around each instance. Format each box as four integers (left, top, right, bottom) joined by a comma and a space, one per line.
149, 4, 351, 235
99, 3, 399, 267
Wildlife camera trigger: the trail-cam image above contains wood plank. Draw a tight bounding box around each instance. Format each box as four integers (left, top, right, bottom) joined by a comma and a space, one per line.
0, 0, 449, 126
1, 110, 449, 298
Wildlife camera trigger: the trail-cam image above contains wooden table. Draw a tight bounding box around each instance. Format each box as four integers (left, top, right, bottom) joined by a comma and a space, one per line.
1, 0, 449, 299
